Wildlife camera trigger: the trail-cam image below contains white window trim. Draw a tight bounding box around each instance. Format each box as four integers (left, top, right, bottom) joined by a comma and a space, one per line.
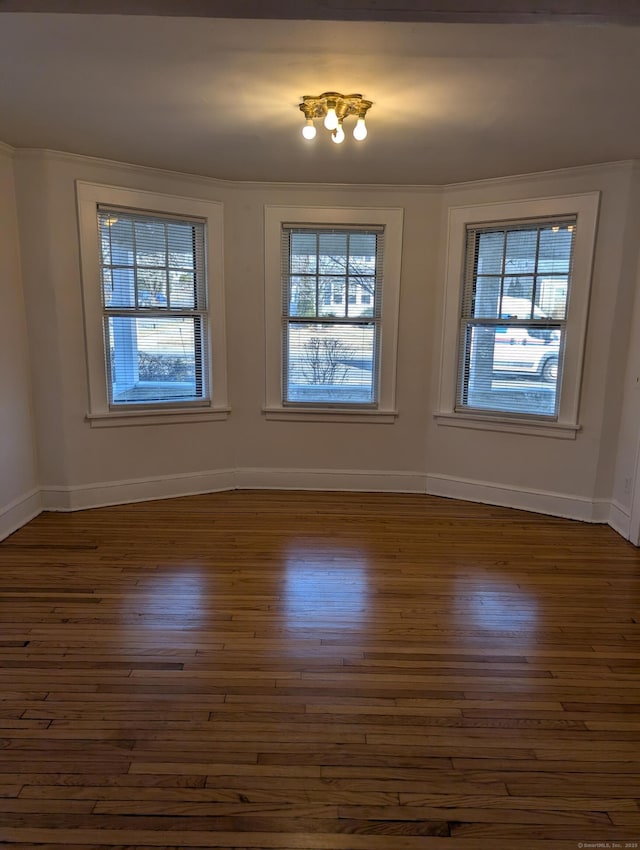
436, 192, 600, 438
264, 205, 403, 422
76, 182, 229, 427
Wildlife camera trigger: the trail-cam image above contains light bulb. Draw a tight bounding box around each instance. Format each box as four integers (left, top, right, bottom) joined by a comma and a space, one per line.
353, 117, 367, 141
302, 119, 316, 140
331, 123, 345, 144
324, 106, 339, 131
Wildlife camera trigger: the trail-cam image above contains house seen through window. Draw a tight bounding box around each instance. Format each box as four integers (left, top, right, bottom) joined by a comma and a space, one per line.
98, 207, 208, 407
283, 226, 383, 406
457, 218, 576, 419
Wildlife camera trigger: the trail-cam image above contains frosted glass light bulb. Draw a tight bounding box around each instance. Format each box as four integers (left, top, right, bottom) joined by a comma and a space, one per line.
331, 123, 345, 144
353, 117, 367, 141
302, 119, 316, 140
324, 107, 339, 130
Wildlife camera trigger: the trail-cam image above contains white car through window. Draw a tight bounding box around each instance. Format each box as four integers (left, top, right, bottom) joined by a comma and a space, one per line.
493, 297, 560, 383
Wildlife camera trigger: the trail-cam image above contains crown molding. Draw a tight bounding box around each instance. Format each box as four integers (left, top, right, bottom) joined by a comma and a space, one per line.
14, 147, 237, 190
11, 146, 638, 195
12, 147, 443, 193
442, 159, 637, 193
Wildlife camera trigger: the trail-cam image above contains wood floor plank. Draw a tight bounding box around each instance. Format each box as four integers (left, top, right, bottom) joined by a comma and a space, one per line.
0, 828, 586, 849
1, 489, 639, 846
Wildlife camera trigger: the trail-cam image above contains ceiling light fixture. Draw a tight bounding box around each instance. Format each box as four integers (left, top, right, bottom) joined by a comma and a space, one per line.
299, 92, 372, 143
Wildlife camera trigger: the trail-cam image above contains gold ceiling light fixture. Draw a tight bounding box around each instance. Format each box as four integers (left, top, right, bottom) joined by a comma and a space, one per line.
299, 92, 372, 144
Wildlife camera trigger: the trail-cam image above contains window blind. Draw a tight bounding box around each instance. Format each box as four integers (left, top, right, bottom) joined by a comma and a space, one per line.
457, 217, 576, 418
97, 206, 208, 407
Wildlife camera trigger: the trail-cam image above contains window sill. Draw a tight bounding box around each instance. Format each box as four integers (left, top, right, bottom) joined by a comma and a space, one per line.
434, 412, 579, 439
263, 406, 398, 424
86, 406, 231, 428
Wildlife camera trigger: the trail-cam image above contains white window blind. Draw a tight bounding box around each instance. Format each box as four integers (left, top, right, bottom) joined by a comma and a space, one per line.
281, 225, 384, 406
457, 217, 577, 419
98, 207, 209, 407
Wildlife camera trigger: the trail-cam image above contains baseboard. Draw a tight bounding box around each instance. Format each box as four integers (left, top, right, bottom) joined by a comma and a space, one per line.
234, 467, 427, 493
41, 467, 426, 511
40, 468, 237, 512
0, 489, 42, 541
13, 468, 619, 534
608, 499, 631, 540
425, 472, 610, 523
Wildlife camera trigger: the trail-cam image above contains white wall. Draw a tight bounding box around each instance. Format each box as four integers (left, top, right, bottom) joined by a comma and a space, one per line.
13, 153, 239, 508
13, 151, 442, 507
609, 163, 640, 539
7, 148, 640, 535
0, 145, 39, 539
426, 162, 637, 521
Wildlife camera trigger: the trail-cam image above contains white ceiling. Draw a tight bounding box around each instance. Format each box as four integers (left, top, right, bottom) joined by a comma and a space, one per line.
1, 13, 639, 185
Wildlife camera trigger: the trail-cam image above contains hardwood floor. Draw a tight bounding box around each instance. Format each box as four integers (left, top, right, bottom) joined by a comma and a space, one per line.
0, 490, 639, 849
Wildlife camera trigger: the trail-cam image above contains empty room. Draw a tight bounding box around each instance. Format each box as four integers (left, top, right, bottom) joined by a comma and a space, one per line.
1, 2, 640, 848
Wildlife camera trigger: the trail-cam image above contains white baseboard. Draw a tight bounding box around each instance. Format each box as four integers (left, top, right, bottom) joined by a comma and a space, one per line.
234, 467, 427, 493
608, 499, 631, 540
41, 467, 425, 511
40, 468, 237, 512
0, 489, 42, 541
425, 472, 610, 523
5, 469, 625, 541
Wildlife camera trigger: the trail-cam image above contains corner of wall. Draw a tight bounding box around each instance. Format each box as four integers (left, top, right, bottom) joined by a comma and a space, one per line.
0, 141, 41, 542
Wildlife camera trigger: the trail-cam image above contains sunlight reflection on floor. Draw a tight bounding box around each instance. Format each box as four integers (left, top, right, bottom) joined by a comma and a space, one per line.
283, 542, 370, 631
462, 582, 538, 632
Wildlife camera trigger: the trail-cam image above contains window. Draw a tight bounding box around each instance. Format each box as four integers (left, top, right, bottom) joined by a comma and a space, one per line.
77, 183, 228, 426
264, 206, 403, 422
99, 208, 207, 407
283, 227, 382, 406
437, 193, 599, 438
458, 218, 575, 418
